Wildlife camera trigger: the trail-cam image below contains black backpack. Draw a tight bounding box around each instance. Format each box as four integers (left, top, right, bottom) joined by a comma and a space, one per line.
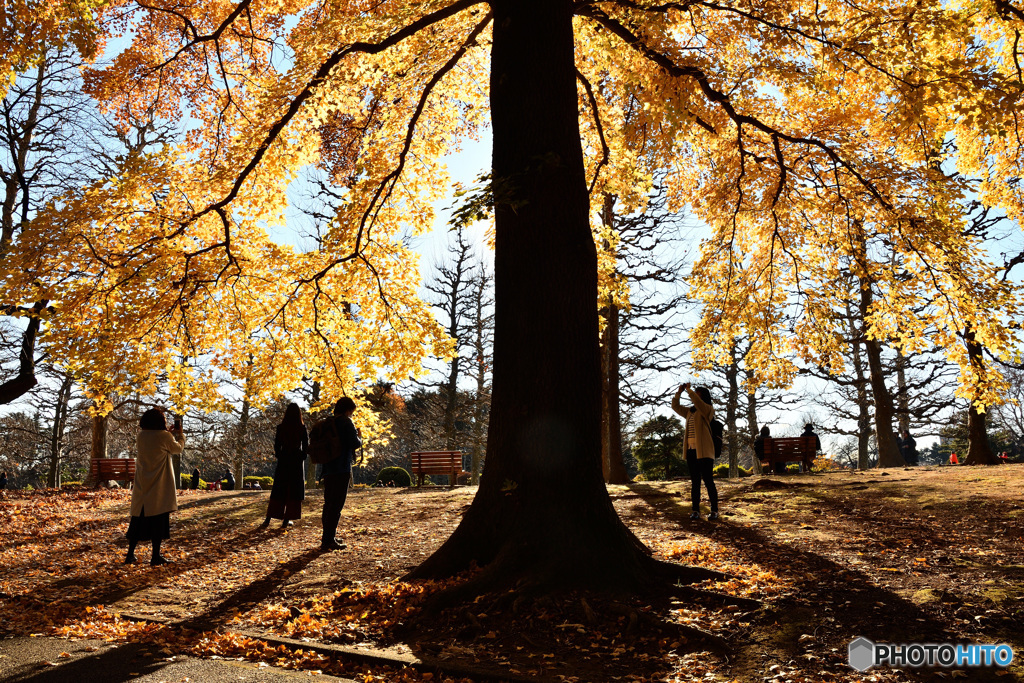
708, 419, 724, 459
308, 418, 341, 465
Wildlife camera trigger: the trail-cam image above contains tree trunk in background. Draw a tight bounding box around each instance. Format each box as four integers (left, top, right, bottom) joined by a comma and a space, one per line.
233, 396, 250, 490
88, 409, 109, 486
847, 300, 872, 470
963, 326, 1000, 465
46, 375, 72, 488
745, 390, 762, 474
725, 343, 739, 478
859, 281, 903, 467
600, 298, 628, 484
599, 194, 628, 484
406, 0, 715, 596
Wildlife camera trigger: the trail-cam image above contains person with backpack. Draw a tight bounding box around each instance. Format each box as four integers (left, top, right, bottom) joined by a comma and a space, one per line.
672, 383, 719, 521
318, 397, 361, 551
260, 403, 308, 529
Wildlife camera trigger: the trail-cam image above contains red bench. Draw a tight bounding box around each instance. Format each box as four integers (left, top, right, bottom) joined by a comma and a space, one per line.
90, 458, 136, 486
760, 437, 817, 473
410, 451, 467, 487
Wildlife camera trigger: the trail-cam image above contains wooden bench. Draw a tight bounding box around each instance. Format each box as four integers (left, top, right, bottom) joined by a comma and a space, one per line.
90, 458, 136, 486
410, 451, 467, 487
760, 437, 817, 473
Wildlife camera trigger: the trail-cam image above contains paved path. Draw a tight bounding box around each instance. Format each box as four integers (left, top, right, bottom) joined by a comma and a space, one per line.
0, 635, 357, 683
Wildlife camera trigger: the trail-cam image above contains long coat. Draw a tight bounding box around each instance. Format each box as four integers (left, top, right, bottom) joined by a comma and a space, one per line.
270, 424, 308, 501
130, 430, 185, 517
671, 386, 716, 461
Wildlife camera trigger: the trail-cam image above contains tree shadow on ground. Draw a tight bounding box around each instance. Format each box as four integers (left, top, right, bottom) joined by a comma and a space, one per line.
628, 482, 1019, 682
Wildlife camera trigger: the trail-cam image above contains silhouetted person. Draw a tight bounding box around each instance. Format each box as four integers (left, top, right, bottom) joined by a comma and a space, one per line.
899, 429, 918, 466
672, 383, 719, 521
190, 467, 200, 490
222, 469, 235, 491
802, 423, 822, 452
261, 403, 308, 529
0, 471, 7, 490
321, 397, 361, 550
126, 408, 184, 566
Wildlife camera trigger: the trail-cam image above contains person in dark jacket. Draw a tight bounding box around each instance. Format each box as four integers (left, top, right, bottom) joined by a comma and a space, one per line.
899, 429, 918, 466
190, 467, 201, 490
802, 423, 822, 452
321, 397, 361, 551
753, 426, 782, 473
0, 471, 7, 490
261, 403, 308, 529
222, 469, 235, 491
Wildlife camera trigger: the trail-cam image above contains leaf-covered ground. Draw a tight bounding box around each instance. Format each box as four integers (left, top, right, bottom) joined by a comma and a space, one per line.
1, 466, 1022, 682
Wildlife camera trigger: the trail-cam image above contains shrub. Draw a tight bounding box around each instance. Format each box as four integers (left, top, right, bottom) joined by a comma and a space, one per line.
181, 474, 212, 489
712, 464, 754, 478
786, 463, 802, 473
375, 466, 411, 487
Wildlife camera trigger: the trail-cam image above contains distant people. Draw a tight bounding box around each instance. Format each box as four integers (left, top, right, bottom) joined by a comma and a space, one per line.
0, 471, 7, 490
126, 408, 185, 566
222, 469, 235, 491
672, 383, 719, 521
899, 430, 918, 466
253, 481, 262, 490
190, 467, 200, 490
321, 397, 362, 550
949, 452, 959, 465
261, 403, 308, 530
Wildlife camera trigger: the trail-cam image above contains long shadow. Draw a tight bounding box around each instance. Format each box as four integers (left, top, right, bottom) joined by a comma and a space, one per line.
2, 547, 323, 683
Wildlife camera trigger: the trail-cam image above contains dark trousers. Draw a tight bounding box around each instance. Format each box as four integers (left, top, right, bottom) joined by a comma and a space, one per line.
321, 472, 351, 542
686, 450, 718, 512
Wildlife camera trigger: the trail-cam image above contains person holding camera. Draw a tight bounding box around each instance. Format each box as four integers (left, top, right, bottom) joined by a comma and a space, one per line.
672, 383, 719, 520
126, 408, 185, 566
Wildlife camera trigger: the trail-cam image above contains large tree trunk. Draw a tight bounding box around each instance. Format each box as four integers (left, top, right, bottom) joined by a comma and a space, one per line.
963, 326, 1000, 465
859, 281, 903, 467
406, 0, 713, 595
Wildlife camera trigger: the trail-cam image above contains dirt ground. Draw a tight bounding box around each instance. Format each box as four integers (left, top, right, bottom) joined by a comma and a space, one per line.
1, 465, 1022, 682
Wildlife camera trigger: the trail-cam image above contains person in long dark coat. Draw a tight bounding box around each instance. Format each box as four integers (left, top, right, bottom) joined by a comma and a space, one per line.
260, 403, 308, 529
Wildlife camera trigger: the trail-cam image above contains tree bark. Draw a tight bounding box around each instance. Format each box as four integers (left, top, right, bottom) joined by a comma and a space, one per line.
745, 389, 762, 474
858, 281, 903, 467
847, 299, 872, 470
600, 299, 628, 484
406, 0, 713, 595
0, 301, 45, 404
46, 375, 73, 488
725, 343, 739, 478
963, 326, 1000, 465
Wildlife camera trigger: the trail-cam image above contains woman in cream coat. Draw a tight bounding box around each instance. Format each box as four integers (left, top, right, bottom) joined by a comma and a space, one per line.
126, 408, 185, 565
671, 383, 719, 520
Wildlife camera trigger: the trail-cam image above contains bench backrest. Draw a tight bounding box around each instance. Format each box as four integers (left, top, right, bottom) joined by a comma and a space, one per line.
90, 458, 136, 479
765, 437, 817, 457
410, 451, 463, 472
